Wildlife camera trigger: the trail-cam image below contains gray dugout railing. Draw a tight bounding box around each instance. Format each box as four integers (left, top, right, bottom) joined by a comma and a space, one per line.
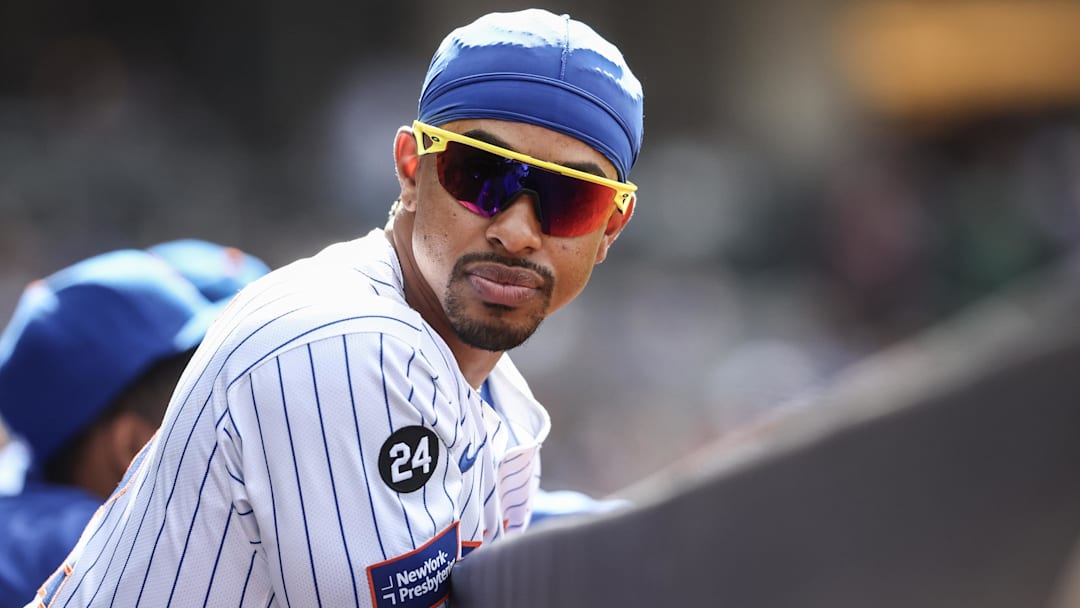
451, 258, 1080, 608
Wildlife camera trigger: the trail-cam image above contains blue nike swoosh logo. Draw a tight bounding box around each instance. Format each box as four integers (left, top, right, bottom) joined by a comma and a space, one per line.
458, 436, 487, 473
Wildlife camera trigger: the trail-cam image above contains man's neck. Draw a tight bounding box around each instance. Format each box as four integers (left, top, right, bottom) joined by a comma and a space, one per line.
384, 220, 502, 389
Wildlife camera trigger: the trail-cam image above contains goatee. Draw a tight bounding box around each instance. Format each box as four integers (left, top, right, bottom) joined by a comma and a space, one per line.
445, 252, 554, 352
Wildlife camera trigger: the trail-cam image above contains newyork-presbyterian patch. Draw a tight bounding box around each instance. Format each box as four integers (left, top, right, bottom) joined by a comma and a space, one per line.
367, 522, 459, 608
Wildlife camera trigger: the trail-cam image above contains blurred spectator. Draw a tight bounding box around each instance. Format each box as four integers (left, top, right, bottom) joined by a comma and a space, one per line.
0, 240, 268, 607
808, 114, 1080, 352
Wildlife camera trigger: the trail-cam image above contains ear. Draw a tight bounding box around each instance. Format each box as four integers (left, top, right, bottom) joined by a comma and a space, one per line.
594, 194, 635, 264
74, 412, 159, 499
394, 126, 421, 211
103, 412, 158, 483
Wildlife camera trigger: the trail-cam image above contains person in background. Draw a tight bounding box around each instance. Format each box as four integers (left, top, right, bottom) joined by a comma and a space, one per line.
0, 240, 269, 606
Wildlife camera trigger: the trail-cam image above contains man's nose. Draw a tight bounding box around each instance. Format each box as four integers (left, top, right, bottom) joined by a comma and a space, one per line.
485, 191, 544, 253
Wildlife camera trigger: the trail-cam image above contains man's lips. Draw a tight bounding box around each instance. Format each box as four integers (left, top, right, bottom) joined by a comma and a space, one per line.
467, 264, 545, 289
464, 263, 546, 307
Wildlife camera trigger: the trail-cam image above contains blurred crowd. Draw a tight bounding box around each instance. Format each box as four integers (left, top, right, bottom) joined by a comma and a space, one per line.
2, 0, 1080, 495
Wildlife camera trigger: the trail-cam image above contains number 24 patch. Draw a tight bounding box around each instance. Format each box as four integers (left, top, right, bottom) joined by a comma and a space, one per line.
378, 426, 440, 493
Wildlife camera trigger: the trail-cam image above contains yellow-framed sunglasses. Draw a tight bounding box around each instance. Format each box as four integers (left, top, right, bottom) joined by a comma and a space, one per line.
413, 120, 637, 237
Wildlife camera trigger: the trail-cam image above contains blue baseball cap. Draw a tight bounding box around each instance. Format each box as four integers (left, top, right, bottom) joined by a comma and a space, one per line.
0, 247, 260, 466
148, 239, 270, 302
418, 9, 644, 181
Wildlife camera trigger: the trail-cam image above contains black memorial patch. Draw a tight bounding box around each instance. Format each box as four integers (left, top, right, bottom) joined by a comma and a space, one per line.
378, 425, 440, 493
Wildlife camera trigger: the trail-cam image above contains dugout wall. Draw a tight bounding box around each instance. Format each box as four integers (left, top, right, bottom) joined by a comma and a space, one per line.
451, 259, 1080, 608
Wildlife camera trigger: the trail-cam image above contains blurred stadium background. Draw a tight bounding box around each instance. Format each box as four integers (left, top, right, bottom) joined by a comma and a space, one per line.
2, 0, 1080, 497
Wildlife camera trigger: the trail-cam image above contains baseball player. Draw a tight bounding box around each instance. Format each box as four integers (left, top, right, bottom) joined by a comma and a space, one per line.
0, 241, 268, 607
31, 9, 643, 607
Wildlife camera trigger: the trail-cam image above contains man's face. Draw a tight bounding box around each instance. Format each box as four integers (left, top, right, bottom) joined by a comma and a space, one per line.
409, 119, 629, 352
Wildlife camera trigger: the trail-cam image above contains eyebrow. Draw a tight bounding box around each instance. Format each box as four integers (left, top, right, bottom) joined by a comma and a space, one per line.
463, 129, 610, 179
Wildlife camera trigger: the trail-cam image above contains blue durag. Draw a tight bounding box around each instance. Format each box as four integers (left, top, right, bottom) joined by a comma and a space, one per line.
418, 9, 644, 181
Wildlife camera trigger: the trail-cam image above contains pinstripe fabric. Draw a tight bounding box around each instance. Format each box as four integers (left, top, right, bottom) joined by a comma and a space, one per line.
32, 230, 550, 608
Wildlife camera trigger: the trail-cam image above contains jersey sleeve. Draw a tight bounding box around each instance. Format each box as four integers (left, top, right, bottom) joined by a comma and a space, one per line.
219, 330, 462, 608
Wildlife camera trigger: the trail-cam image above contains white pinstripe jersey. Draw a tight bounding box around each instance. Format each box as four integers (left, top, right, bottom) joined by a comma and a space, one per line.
32, 229, 551, 608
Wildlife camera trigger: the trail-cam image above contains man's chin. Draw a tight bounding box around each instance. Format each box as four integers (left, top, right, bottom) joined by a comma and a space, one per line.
451, 316, 542, 352
445, 283, 548, 352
